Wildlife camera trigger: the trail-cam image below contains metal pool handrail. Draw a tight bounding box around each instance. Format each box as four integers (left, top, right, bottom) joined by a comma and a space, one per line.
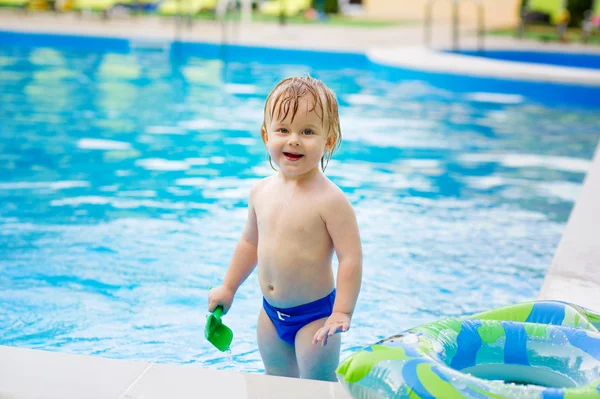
218, 0, 241, 45
424, 0, 485, 52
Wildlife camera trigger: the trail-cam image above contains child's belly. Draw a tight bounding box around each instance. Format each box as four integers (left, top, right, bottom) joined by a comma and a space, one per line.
258, 248, 335, 309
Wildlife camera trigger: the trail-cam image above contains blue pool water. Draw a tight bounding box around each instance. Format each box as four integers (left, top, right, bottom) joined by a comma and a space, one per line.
1, 32, 599, 372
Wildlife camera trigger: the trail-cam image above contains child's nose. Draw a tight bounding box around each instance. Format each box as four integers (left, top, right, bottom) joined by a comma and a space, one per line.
288, 134, 301, 146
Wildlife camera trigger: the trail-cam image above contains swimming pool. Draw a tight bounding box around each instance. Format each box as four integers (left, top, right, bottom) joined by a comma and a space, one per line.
1, 32, 599, 373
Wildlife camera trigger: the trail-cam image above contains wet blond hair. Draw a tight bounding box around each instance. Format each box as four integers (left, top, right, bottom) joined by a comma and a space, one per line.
261, 75, 341, 172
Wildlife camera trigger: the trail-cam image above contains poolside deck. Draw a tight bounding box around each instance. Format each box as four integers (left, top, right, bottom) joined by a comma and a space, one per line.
0, 345, 351, 398
539, 146, 600, 311
1, 11, 599, 399
3, 10, 600, 54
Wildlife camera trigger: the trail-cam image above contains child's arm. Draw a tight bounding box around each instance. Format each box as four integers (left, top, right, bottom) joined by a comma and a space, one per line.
208, 187, 259, 315
313, 189, 362, 346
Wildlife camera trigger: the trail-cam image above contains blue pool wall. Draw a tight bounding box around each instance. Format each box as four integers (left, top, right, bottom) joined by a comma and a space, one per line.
2, 30, 600, 109
451, 50, 600, 70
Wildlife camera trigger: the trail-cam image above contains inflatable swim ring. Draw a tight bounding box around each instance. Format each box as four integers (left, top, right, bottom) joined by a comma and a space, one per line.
337, 301, 600, 399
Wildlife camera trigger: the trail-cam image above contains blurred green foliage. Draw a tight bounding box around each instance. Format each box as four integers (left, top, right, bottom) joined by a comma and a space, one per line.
568, 0, 593, 26
311, 0, 339, 14
520, 0, 593, 26
323, 0, 339, 14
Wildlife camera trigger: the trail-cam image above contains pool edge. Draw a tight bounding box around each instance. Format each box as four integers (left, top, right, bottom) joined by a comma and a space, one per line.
367, 46, 600, 87
0, 345, 350, 398
538, 142, 600, 312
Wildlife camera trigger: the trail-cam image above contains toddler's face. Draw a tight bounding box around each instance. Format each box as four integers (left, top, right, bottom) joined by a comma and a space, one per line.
262, 96, 331, 178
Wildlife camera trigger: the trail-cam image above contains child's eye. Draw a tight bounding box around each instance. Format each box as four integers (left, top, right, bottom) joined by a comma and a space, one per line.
303, 129, 314, 135
277, 128, 289, 133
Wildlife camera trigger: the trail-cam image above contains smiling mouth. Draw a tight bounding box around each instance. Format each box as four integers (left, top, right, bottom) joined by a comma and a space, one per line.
283, 152, 304, 161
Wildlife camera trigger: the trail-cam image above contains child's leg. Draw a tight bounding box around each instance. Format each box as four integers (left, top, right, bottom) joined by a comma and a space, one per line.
294, 317, 340, 381
257, 308, 299, 378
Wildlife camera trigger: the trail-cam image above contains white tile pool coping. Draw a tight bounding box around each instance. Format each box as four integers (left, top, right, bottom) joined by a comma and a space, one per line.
367, 46, 600, 86
0, 345, 350, 398
539, 145, 600, 311
1, 12, 600, 398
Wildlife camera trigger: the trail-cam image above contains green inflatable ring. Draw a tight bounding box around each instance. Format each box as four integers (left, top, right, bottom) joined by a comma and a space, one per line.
337, 301, 600, 399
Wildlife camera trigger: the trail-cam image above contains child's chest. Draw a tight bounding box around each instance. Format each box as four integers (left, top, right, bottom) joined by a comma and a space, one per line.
254, 193, 325, 237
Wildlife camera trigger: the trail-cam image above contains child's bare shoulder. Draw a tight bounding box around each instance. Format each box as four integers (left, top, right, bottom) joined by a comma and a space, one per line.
317, 177, 351, 208
249, 176, 275, 200
316, 178, 356, 229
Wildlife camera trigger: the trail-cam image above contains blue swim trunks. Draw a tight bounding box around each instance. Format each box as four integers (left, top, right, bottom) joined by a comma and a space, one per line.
263, 289, 336, 346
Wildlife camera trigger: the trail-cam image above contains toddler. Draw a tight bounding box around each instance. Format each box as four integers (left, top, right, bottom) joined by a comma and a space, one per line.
208, 76, 362, 382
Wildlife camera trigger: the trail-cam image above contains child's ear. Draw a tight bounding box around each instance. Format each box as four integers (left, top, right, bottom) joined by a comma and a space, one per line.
261, 126, 268, 144
325, 135, 335, 150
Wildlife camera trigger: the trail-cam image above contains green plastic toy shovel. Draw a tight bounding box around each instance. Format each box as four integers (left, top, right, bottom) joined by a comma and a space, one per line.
205, 306, 233, 352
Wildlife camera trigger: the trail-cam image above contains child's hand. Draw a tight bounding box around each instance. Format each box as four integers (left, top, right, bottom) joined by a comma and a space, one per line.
208, 285, 235, 315
312, 312, 351, 346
